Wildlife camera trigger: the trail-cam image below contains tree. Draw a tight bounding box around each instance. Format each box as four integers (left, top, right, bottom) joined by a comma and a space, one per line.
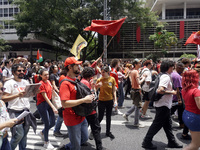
180, 53, 196, 59
149, 24, 178, 59
14, 0, 158, 60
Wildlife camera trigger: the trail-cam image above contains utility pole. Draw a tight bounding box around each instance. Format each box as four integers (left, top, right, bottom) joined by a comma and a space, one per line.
103, 0, 107, 62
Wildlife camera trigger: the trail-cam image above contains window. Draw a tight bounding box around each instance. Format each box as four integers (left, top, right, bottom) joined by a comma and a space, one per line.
0, 9, 2, 17
0, 0, 2, 5
4, 21, 8, 29
166, 9, 183, 19
4, 8, 8, 17
9, 8, 13, 16
14, 7, 19, 14
4, 0, 8, 5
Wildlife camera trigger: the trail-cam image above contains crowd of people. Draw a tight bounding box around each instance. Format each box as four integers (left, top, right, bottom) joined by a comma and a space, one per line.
0, 56, 199, 150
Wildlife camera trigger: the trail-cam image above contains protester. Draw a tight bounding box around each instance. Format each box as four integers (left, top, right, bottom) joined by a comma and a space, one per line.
2, 64, 36, 150
142, 60, 182, 149
123, 59, 146, 127
96, 66, 117, 139
140, 60, 153, 119
0, 81, 18, 150
59, 57, 94, 150
81, 67, 103, 150
182, 70, 200, 150
2, 59, 13, 83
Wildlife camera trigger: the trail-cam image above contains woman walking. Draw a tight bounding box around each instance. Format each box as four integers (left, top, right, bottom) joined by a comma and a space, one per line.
96, 66, 117, 139
37, 69, 58, 149
182, 70, 200, 150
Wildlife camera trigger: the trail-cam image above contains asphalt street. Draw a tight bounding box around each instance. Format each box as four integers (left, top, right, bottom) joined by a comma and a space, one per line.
9, 96, 194, 150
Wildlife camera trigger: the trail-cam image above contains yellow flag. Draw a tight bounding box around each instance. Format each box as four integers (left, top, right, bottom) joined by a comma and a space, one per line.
70, 34, 88, 59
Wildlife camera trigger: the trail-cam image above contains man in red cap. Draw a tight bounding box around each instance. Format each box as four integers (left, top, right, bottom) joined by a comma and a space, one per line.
59, 57, 95, 150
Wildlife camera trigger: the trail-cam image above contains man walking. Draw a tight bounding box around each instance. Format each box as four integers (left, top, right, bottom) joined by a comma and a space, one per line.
59, 57, 94, 150
142, 60, 183, 149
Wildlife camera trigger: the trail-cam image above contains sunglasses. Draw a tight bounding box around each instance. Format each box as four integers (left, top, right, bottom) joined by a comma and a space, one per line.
17, 70, 25, 73
0, 87, 5, 92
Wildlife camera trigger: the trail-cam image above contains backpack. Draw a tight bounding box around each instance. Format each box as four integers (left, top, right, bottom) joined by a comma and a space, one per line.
148, 73, 164, 102
60, 78, 97, 117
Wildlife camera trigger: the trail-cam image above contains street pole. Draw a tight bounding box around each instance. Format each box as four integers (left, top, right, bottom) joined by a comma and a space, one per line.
103, 0, 107, 62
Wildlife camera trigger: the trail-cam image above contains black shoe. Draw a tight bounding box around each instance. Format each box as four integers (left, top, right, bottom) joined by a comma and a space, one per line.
181, 134, 191, 140
168, 142, 183, 148
142, 141, 157, 149
81, 142, 88, 146
57, 145, 66, 150
106, 132, 115, 139
53, 131, 64, 137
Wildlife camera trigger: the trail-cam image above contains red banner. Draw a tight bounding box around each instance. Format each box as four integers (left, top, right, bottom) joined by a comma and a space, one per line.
180, 21, 185, 39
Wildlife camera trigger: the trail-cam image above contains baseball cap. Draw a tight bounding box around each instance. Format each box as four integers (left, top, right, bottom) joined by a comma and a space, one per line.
133, 58, 142, 63
64, 57, 82, 67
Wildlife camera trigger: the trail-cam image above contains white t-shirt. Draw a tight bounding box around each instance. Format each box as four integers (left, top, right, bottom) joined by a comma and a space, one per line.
4, 79, 30, 111
154, 74, 173, 109
2, 67, 13, 78
142, 68, 152, 92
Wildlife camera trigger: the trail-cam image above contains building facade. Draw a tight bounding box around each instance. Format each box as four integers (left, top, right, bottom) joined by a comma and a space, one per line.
108, 0, 200, 60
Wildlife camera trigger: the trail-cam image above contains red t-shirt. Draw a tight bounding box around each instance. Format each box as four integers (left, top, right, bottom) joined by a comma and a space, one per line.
81, 78, 96, 115
182, 88, 200, 114
59, 76, 85, 126
110, 68, 119, 88
59, 75, 66, 84
37, 80, 52, 106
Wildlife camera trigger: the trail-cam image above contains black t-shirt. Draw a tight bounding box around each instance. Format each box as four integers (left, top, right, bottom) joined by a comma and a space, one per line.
50, 73, 60, 87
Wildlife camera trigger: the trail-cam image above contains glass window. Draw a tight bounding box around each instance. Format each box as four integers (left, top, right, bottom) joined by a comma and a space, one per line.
9, 8, 13, 16
0, 9, 2, 17
4, 21, 8, 29
0, 0, 2, 5
4, 0, 8, 5
9, 0, 13, 4
4, 8, 8, 17
14, 7, 18, 14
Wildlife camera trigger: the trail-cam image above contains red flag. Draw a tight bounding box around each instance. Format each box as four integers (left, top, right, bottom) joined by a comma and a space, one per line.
185, 31, 200, 45
179, 21, 184, 39
37, 49, 40, 60
136, 25, 141, 43
84, 17, 126, 37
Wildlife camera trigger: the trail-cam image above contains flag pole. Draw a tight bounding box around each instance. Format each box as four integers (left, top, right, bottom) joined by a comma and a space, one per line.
101, 36, 115, 58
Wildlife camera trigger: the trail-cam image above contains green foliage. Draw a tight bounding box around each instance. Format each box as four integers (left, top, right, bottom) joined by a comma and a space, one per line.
0, 38, 12, 52
146, 53, 159, 62
14, 0, 158, 60
180, 53, 196, 59
149, 24, 178, 56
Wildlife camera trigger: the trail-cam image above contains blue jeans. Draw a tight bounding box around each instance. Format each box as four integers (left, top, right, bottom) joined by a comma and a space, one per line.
54, 116, 63, 133
37, 101, 55, 142
118, 82, 125, 107
0, 135, 11, 150
65, 119, 88, 150
10, 112, 30, 150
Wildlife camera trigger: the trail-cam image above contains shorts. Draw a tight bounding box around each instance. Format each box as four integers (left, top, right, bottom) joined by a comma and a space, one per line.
182, 110, 200, 132
130, 89, 142, 108
142, 91, 150, 101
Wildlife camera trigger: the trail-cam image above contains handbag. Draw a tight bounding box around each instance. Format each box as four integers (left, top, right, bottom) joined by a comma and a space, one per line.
48, 80, 62, 109
52, 90, 62, 109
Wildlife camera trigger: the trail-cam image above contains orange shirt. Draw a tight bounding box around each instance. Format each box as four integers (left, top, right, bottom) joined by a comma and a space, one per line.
130, 70, 140, 89
59, 76, 85, 126
37, 80, 52, 106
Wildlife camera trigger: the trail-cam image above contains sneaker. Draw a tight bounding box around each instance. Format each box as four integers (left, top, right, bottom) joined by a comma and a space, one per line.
142, 141, 157, 149
53, 131, 64, 137
123, 114, 129, 121
37, 131, 44, 141
89, 132, 94, 140
44, 141, 54, 149
133, 123, 145, 128
181, 134, 191, 140
106, 132, 115, 139
117, 109, 123, 115
141, 114, 152, 119
167, 142, 183, 148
